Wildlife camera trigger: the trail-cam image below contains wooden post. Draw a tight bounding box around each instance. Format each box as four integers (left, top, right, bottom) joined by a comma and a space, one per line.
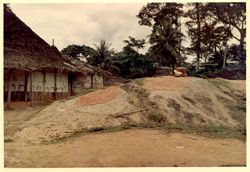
68, 73, 73, 96
24, 71, 28, 101
54, 71, 57, 100
7, 71, 13, 108
30, 72, 33, 107
223, 41, 228, 69
91, 73, 94, 89
43, 71, 46, 102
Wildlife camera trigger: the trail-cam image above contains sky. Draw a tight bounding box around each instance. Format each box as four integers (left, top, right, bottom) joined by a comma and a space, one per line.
10, 3, 151, 54
9, 3, 241, 63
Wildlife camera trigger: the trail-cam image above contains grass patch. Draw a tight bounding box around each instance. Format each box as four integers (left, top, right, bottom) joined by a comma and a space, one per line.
216, 95, 246, 124
147, 111, 166, 123
94, 122, 246, 141
236, 101, 246, 111
4, 137, 13, 143
163, 123, 246, 141
208, 79, 231, 94
167, 98, 181, 112
182, 95, 196, 105
46, 122, 246, 145
134, 88, 150, 97
133, 78, 144, 86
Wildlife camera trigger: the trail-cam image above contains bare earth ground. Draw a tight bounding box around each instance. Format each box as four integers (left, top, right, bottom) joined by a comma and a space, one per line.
4, 101, 246, 167
5, 129, 245, 167
4, 77, 246, 167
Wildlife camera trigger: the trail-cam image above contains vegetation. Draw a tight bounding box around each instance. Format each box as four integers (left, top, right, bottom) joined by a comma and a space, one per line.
123, 36, 145, 53
133, 78, 144, 86
85, 123, 246, 141
137, 2, 246, 77
61, 44, 95, 59
112, 44, 156, 78
61, 2, 246, 79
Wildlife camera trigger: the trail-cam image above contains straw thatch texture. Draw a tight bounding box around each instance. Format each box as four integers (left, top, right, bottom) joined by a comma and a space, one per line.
4, 5, 75, 72
61, 55, 111, 76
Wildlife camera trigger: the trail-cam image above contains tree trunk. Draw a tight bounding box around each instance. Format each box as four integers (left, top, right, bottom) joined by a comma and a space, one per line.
239, 32, 245, 69
91, 74, 94, 88
204, 46, 208, 64
222, 44, 228, 69
196, 3, 201, 72
7, 71, 13, 108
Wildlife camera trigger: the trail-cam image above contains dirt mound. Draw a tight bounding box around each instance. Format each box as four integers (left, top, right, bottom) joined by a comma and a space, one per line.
14, 87, 145, 143
13, 76, 246, 144
146, 77, 245, 127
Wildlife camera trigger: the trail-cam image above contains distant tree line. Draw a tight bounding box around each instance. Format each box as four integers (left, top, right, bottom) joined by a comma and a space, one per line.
61, 2, 246, 79
61, 37, 155, 78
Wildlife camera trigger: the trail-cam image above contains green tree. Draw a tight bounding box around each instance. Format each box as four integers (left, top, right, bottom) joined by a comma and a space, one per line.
123, 36, 145, 53
137, 3, 183, 27
137, 3, 184, 72
207, 3, 246, 68
61, 44, 95, 59
185, 3, 205, 71
88, 40, 116, 71
148, 20, 183, 73
61, 45, 83, 58
112, 45, 156, 78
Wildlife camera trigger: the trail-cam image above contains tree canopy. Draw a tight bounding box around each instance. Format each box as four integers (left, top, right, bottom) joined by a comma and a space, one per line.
61, 2, 246, 80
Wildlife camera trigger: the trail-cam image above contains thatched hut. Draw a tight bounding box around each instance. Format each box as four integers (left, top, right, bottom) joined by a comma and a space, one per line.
61, 55, 110, 94
4, 5, 106, 107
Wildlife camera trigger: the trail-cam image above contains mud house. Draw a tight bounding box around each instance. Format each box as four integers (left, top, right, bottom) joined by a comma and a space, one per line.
61, 55, 108, 93
4, 5, 107, 107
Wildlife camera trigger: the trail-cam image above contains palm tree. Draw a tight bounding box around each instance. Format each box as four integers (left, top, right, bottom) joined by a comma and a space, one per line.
148, 20, 183, 74
88, 40, 114, 67
88, 40, 121, 73
123, 36, 145, 53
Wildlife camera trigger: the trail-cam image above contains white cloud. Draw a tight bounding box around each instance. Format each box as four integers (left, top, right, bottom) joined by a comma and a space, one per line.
10, 3, 151, 53
9, 3, 241, 62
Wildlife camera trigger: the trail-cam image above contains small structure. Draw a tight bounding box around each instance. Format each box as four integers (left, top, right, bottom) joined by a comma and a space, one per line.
174, 67, 188, 77
4, 5, 107, 107
62, 55, 110, 95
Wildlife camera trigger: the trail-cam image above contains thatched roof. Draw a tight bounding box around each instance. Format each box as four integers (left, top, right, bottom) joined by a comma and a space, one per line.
61, 55, 111, 76
4, 5, 76, 72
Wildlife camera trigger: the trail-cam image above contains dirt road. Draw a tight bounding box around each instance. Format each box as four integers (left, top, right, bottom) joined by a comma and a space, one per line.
5, 129, 246, 167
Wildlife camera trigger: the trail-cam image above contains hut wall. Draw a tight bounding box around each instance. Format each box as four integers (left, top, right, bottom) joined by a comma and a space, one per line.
4, 70, 26, 100
93, 74, 104, 88
71, 73, 88, 94
4, 70, 69, 102
71, 73, 104, 94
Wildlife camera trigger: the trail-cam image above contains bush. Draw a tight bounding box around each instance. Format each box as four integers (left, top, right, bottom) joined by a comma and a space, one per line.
113, 52, 157, 79
148, 111, 166, 123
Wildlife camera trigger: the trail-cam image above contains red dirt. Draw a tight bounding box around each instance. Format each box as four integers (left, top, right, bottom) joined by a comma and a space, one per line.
144, 76, 190, 91
75, 86, 121, 106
